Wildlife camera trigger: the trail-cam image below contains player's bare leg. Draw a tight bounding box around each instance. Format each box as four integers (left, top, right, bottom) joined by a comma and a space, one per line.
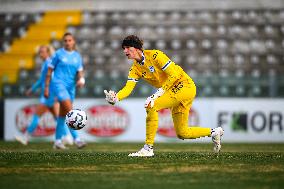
53, 100, 72, 150
54, 100, 86, 149
15, 104, 48, 145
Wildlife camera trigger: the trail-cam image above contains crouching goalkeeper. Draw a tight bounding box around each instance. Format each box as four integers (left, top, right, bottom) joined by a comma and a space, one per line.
104, 35, 224, 157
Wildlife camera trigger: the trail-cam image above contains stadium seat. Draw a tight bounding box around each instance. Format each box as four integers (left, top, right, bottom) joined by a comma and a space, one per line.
2, 83, 12, 96
1, 8, 284, 98
266, 54, 279, 64
235, 85, 246, 97
107, 27, 121, 40
155, 40, 166, 49
186, 55, 198, 65
186, 39, 197, 50
0, 10, 81, 95
77, 86, 89, 97
125, 12, 137, 21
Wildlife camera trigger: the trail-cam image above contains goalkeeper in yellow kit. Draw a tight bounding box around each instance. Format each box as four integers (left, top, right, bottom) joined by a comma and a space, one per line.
104, 35, 224, 157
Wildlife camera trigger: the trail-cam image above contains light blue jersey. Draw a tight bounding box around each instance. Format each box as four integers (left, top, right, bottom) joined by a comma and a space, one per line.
48, 48, 83, 102
31, 57, 55, 107
49, 48, 83, 87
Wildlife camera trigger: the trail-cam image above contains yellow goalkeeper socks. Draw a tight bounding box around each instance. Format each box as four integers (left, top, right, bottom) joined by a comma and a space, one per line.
145, 109, 159, 145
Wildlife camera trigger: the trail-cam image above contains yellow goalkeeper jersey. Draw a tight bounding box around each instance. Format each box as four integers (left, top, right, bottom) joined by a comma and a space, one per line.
117, 49, 194, 100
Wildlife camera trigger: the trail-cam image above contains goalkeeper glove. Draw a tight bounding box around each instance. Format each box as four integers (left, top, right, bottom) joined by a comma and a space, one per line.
144, 88, 165, 108
104, 90, 118, 105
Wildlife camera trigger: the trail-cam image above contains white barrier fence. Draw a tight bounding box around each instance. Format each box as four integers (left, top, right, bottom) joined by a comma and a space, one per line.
4, 98, 284, 142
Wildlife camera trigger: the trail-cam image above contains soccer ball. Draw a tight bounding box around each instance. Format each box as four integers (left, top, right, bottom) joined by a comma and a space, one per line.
65, 109, 87, 130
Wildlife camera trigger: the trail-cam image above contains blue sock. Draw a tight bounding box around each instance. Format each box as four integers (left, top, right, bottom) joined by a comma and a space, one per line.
26, 114, 39, 134
63, 123, 79, 140
55, 116, 68, 140
68, 126, 79, 140
69, 128, 79, 140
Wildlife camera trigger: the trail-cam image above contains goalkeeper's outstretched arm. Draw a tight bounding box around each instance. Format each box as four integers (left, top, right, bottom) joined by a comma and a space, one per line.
117, 80, 136, 101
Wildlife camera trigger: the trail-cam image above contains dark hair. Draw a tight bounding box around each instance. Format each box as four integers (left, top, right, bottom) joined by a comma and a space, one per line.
121, 35, 143, 50
63, 32, 74, 39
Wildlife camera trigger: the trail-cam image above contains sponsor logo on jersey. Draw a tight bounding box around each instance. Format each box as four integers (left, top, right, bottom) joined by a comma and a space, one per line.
86, 105, 129, 137
15, 104, 56, 136
149, 66, 155, 73
62, 57, 68, 62
157, 108, 199, 137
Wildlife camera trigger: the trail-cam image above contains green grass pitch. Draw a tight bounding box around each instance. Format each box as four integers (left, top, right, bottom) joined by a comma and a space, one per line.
0, 142, 283, 189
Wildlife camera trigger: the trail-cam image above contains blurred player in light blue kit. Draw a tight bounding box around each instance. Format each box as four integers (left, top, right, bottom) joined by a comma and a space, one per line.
15, 45, 73, 146
15, 45, 61, 145
44, 32, 86, 149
